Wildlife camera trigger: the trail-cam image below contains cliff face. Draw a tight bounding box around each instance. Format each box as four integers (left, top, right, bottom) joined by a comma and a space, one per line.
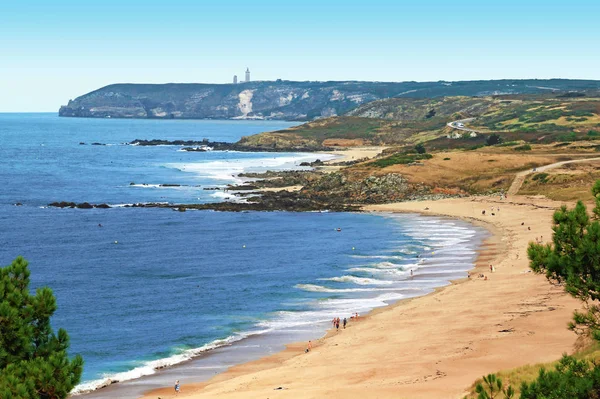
59, 79, 600, 121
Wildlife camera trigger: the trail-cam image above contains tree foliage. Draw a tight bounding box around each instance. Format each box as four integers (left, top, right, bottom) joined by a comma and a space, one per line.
0, 256, 83, 399
476, 374, 515, 399
485, 133, 503, 146
528, 181, 600, 340
465, 374, 514, 399
520, 355, 600, 398
415, 143, 427, 154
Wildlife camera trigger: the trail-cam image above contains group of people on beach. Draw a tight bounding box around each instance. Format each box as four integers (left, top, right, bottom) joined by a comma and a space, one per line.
331, 316, 349, 330
306, 314, 359, 353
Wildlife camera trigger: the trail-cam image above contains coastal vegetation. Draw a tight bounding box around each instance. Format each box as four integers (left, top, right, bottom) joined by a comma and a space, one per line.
528, 180, 600, 341
0, 257, 83, 399
237, 94, 600, 153
466, 181, 600, 398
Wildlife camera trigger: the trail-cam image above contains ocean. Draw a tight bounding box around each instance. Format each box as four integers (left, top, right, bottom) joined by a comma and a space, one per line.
0, 113, 487, 397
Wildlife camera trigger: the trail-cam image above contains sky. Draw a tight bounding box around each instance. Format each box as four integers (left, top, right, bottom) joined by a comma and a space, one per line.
1, 0, 599, 111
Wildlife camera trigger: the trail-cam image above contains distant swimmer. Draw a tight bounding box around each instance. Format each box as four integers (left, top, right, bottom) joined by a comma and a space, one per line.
336, 228, 342, 232
410, 269, 413, 277
98, 223, 102, 227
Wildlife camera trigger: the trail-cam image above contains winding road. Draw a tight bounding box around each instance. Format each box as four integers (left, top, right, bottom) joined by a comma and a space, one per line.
507, 157, 600, 196
447, 118, 479, 133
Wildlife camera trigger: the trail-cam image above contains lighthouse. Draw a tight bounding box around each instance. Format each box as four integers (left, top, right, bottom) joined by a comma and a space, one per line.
245, 68, 250, 83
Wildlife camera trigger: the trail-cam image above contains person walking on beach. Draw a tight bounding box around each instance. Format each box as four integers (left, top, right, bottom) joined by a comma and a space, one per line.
306, 340, 312, 353
343, 317, 347, 329
332, 317, 337, 328
174, 380, 180, 394
336, 318, 340, 331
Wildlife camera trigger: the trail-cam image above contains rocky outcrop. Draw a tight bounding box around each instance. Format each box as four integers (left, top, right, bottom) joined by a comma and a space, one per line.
49, 202, 111, 209
58, 80, 600, 121
129, 139, 331, 152
301, 172, 431, 204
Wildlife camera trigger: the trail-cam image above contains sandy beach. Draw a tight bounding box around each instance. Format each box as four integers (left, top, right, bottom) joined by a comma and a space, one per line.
142, 195, 582, 399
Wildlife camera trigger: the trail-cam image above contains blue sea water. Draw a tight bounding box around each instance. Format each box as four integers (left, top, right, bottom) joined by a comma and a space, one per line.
0, 114, 486, 397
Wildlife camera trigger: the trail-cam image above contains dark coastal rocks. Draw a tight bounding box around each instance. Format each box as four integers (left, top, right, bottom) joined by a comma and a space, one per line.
48, 202, 112, 209
301, 171, 428, 204
128, 139, 331, 153
299, 159, 324, 167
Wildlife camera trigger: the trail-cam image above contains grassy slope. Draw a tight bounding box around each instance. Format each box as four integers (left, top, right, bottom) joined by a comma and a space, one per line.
466, 343, 600, 397
518, 160, 600, 200
239, 93, 600, 200
239, 95, 600, 150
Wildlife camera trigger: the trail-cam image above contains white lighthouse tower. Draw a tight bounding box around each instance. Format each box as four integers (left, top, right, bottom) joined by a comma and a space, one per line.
245, 68, 250, 83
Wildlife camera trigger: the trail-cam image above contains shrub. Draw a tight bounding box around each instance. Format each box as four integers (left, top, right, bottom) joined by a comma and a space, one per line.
498, 141, 520, 147
415, 143, 427, 154
443, 157, 451, 161
514, 144, 532, 151
520, 356, 600, 399
485, 133, 503, 146
532, 173, 549, 183
370, 153, 433, 168
468, 144, 484, 151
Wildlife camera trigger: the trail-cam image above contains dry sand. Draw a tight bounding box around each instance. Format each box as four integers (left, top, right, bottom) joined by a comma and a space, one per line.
143, 195, 582, 399
321, 146, 387, 164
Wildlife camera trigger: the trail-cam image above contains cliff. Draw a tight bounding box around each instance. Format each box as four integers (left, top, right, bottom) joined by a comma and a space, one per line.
58, 79, 600, 121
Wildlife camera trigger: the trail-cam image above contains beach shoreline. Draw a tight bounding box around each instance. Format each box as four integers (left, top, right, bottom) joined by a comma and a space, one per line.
136, 194, 581, 399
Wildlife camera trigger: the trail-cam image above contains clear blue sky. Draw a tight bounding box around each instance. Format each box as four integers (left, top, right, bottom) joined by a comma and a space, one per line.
1, 0, 599, 111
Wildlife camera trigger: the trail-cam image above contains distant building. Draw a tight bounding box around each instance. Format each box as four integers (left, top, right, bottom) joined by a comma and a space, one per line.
233, 75, 238, 84
245, 68, 250, 83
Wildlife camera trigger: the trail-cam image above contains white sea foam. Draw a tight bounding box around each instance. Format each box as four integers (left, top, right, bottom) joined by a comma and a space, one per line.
346, 267, 407, 276
294, 284, 417, 293
166, 153, 337, 184
211, 191, 242, 202
350, 254, 405, 260
371, 261, 418, 269
319, 275, 394, 285
71, 331, 269, 394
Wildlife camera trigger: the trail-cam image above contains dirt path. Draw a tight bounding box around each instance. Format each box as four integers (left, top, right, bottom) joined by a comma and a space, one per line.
507, 157, 600, 195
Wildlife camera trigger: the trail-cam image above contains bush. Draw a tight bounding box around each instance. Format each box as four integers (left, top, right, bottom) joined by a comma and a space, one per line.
443, 157, 451, 161
558, 132, 578, 142
370, 153, 432, 168
415, 143, 427, 154
514, 144, 532, 151
588, 130, 600, 137
498, 141, 520, 147
532, 173, 549, 183
520, 356, 600, 399
485, 133, 503, 146
468, 144, 484, 151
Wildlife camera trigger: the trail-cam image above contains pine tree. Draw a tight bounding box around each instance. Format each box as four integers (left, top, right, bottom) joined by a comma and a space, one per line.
0, 256, 83, 399
528, 180, 600, 340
